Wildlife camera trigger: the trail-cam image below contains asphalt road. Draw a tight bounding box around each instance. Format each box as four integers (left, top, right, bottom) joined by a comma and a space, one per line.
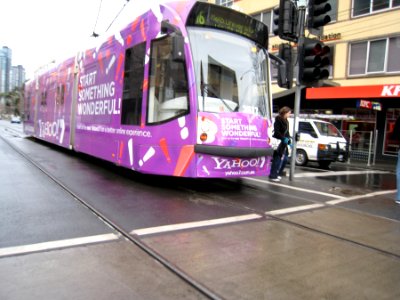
1, 120, 399, 300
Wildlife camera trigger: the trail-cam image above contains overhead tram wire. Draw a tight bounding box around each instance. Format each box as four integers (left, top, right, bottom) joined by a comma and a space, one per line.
341, 21, 400, 39
331, 1, 398, 20
91, 0, 103, 37
105, 0, 130, 33
292, 2, 399, 37
315, 2, 400, 34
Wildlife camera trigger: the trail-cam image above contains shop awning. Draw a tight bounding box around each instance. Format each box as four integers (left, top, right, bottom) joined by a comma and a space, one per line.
306, 84, 400, 100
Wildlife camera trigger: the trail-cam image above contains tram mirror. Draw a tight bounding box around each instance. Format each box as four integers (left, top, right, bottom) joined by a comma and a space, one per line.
172, 34, 185, 62
161, 20, 181, 35
161, 20, 184, 62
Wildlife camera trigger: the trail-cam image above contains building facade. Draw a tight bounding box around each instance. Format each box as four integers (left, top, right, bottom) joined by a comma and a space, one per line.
0, 46, 12, 95
0, 46, 26, 116
10, 65, 26, 91
212, 0, 400, 161
0, 47, 26, 93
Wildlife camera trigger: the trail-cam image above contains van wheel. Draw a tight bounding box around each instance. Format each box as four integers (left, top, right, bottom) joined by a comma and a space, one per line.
295, 149, 308, 166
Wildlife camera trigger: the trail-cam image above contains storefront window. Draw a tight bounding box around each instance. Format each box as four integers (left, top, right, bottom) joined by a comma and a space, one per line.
384, 108, 400, 155
342, 108, 376, 150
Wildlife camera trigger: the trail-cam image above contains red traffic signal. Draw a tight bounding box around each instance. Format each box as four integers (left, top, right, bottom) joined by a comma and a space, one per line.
298, 37, 331, 86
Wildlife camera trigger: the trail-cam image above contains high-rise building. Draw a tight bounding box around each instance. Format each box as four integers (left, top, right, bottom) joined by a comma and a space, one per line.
0, 46, 25, 115
0, 46, 12, 95
10, 65, 26, 91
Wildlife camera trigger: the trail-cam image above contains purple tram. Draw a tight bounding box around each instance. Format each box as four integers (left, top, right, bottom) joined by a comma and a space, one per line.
23, 1, 275, 178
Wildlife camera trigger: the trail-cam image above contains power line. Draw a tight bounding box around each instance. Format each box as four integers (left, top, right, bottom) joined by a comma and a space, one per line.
335, 1, 400, 18
340, 21, 400, 40
329, 11, 400, 33
105, 0, 130, 33
91, 0, 103, 37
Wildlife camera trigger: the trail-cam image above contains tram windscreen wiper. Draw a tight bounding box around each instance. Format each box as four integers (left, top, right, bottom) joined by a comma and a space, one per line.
200, 60, 236, 112
202, 84, 234, 112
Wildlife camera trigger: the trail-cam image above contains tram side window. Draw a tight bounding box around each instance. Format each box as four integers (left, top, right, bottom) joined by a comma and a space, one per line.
147, 36, 189, 124
56, 85, 65, 106
41, 91, 47, 106
25, 92, 31, 120
121, 42, 146, 125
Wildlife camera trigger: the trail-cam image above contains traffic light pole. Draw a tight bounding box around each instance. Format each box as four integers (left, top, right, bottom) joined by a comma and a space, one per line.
289, 3, 306, 181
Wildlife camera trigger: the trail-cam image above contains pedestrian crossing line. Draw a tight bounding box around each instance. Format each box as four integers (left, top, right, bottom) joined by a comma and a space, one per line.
294, 170, 390, 178
131, 189, 398, 237
131, 214, 262, 236
267, 203, 326, 216
326, 190, 397, 205
245, 177, 345, 199
0, 233, 120, 258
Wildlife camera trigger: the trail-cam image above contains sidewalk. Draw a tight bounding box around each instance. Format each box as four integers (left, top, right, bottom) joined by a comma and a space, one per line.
337, 158, 396, 173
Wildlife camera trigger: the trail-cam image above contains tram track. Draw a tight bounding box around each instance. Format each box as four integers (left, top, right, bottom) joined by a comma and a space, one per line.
4, 132, 399, 263
0, 134, 223, 300
175, 178, 400, 261
2, 132, 399, 299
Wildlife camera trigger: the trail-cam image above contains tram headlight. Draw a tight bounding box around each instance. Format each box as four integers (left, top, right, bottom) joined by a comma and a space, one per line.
200, 132, 208, 142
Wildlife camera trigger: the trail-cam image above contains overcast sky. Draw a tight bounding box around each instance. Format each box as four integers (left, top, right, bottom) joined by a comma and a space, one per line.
0, 0, 169, 80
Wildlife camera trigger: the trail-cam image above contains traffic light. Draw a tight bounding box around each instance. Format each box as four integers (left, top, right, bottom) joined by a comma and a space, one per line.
278, 43, 293, 89
272, 6, 280, 37
307, 0, 331, 35
298, 37, 331, 86
272, 0, 298, 42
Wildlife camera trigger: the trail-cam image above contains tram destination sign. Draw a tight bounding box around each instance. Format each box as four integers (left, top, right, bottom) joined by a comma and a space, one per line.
187, 2, 268, 48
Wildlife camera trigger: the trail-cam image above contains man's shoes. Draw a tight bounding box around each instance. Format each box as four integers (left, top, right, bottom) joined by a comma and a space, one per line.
270, 177, 281, 182
395, 200, 400, 205
277, 176, 282, 180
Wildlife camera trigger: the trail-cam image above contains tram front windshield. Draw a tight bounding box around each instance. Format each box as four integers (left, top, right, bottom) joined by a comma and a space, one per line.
188, 27, 271, 118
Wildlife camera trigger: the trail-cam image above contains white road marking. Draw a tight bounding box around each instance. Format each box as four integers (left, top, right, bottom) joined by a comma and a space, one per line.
268, 203, 325, 215
2, 180, 395, 255
326, 190, 397, 205
131, 214, 262, 236
245, 177, 345, 199
129, 179, 398, 236
294, 170, 391, 178
0, 233, 119, 258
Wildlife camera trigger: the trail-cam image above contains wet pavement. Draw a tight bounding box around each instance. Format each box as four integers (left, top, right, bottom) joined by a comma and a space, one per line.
1, 120, 399, 300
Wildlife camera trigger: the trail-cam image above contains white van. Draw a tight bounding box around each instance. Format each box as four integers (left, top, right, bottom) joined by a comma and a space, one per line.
271, 118, 349, 168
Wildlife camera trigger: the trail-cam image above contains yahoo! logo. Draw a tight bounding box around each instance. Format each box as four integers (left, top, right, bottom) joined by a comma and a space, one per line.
38, 118, 65, 144
211, 156, 266, 170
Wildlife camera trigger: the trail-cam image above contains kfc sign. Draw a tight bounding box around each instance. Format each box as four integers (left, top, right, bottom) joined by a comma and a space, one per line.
381, 85, 400, 97
307, 84, 400, 99
358, 100, 382, 111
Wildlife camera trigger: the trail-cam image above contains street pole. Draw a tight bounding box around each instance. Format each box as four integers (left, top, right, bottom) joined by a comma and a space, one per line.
289, 2, 306, 181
